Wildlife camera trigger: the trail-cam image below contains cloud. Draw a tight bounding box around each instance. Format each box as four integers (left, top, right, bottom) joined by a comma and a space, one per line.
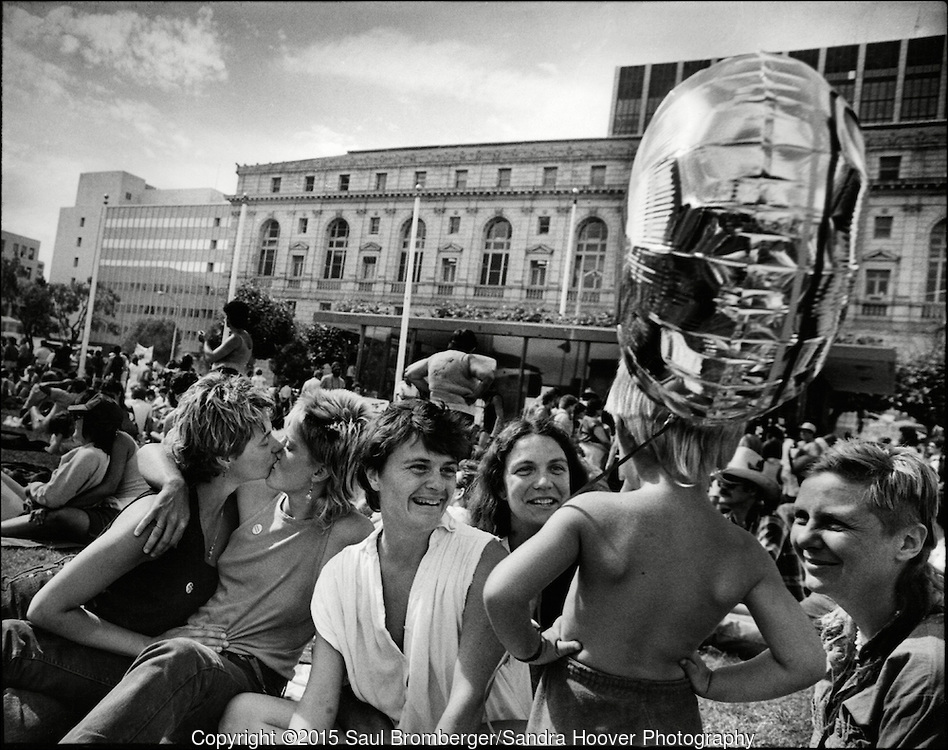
281, 27, 573, 112
2, 4, 227, 93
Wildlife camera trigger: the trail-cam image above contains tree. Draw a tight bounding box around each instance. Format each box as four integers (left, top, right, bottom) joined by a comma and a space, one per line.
1, 256, 24, 316
122, 319, 177, 363
17, 279, 55, 346
270, 323, 358, 388
235, 282, 296, 360
47, 281, 121, 346
891, 352, 945, 432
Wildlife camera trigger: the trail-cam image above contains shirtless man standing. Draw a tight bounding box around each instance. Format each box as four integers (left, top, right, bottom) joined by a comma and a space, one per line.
484, 361, 824, 737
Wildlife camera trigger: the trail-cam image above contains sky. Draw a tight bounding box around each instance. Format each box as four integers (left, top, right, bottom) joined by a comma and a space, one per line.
2, 1, 945, 276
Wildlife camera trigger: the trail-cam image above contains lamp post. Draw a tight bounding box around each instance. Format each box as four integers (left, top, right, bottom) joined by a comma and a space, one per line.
157, 290, 180, 362
558, 188, 580, 316
78, 193, 109, 376
225, 193, 249, 340
393, 185, 422, 400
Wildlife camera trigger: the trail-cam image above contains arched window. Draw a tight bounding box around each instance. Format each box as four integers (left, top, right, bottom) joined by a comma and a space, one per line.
480, 218, 511, 286
926, 219, 946, 315
324, 219, 349, 279
573, 218, 607, 289
257, 220, 279, 276
398, 218, 426, 283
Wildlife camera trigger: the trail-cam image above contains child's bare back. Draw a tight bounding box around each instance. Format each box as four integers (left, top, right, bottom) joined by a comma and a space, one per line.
550, 483, 776, 680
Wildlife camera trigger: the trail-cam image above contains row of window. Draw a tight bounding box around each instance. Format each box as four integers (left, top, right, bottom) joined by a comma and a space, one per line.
120, 303, 219, 318
3, 241, 37, 260
293, 214, 556, 238
100, 239, 226, 251
103, 216, 227, 229
258, 216, 610, 288
613, 36, 945, 134
270, 165, 608, 194
108, 281, 227, 296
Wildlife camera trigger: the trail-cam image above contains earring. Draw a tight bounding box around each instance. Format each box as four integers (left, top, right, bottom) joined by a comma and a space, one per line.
306, 474, 319, 502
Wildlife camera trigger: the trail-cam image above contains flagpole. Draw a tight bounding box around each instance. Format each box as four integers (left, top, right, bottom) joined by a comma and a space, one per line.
78, 193, 109, 376
393, 185, 422, 400
558, 188, 580, 316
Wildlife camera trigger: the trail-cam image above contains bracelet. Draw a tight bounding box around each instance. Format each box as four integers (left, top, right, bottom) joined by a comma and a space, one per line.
515, 637, 545, 663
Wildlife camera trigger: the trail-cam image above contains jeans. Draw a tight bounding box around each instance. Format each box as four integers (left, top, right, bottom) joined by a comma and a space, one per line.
528, 656, 702, 742
2, 619, 133, 743
62, 637, 286, 743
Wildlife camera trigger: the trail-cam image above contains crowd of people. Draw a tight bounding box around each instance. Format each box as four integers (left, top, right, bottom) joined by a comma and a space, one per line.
0, 324, 944, 746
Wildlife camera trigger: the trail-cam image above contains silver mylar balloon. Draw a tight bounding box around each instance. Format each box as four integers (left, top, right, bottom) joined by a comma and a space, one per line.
619, 52, 867, 424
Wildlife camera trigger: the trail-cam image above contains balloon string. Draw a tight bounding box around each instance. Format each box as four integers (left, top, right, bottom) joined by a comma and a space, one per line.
570, 414, 678, 498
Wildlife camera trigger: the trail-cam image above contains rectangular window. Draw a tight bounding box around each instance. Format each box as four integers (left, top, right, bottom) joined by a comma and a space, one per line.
440, 258, 457, 283
28, 248, 35, 260
339, 174, 350, 191
271, 177, 281, 193
590, 165, 607, 186
210, 240, 218, 250
125, 192, 131, 200
291, 255, 305, 277
286, 300, 297, 316
824, 44, 858, 105
73, 257, 79, 267
76, 237, 82, 246
371, 173, 385, 191
369, 217, 380, 234
860, 40, 899, 123
902, 35, 944, 121
305, 175, 315, 192
878, 156, 901, 181
80, 217, 86, 227
214, 217, 221, 227
448, 216, 461, 234
645, 62, 677, 125
397, 252, 424, 283
542, 167, 558, 188
873, 216, 893, 239
455, 170, 468, 189
538, 216, 551, 234
324, 250, 345, 279
299, 218, 308, 234
529, 259, 548, 287
361, 256, 378, 281
612, 65, 645, 135
480, 253, 508, 286
497, 168, 512, 188
207, 262, 215, 272
865, 269, 891, 297
414, 171, 427, 188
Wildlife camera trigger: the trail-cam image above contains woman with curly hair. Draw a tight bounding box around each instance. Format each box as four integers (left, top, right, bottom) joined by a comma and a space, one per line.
2, 372, 281, 743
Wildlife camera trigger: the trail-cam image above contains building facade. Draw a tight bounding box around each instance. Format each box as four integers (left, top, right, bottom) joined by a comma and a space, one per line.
51, 171, 235, 354
609, 35, 947, 359
1, 229, 44, 283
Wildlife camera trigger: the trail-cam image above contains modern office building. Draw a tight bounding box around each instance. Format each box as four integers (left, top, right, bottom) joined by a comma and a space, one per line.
51, 171, 235, 354
1, 229, 44, 282
609, 35, 947, 360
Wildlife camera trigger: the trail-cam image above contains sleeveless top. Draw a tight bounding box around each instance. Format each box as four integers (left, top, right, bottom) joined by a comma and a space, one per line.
211, 329, 253, 374
86, 486, 236, 637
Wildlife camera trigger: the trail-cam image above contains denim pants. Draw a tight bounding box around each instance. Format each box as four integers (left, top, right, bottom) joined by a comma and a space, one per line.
2, 618, 133, 743
62, 637, 286, 743
528, 656, 702, 743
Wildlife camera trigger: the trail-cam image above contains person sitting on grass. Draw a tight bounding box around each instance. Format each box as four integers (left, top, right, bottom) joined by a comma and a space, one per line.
0, 394, 124, 535
483, 360, 825, 737
2, 372, 281, 743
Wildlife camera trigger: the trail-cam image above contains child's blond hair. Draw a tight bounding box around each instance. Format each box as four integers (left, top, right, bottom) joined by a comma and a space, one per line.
605, 361, 742, 485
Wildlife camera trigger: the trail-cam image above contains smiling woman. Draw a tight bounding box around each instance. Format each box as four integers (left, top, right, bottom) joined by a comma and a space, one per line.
466, 417, 590, 630
220, 399, 533, 739
790, 440, 945, 748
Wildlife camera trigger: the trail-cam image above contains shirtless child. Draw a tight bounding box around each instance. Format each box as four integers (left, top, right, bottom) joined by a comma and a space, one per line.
483, 361, 825, 737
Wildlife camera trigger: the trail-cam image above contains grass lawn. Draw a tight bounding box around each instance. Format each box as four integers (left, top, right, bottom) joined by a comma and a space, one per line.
698, 648, 813, 746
